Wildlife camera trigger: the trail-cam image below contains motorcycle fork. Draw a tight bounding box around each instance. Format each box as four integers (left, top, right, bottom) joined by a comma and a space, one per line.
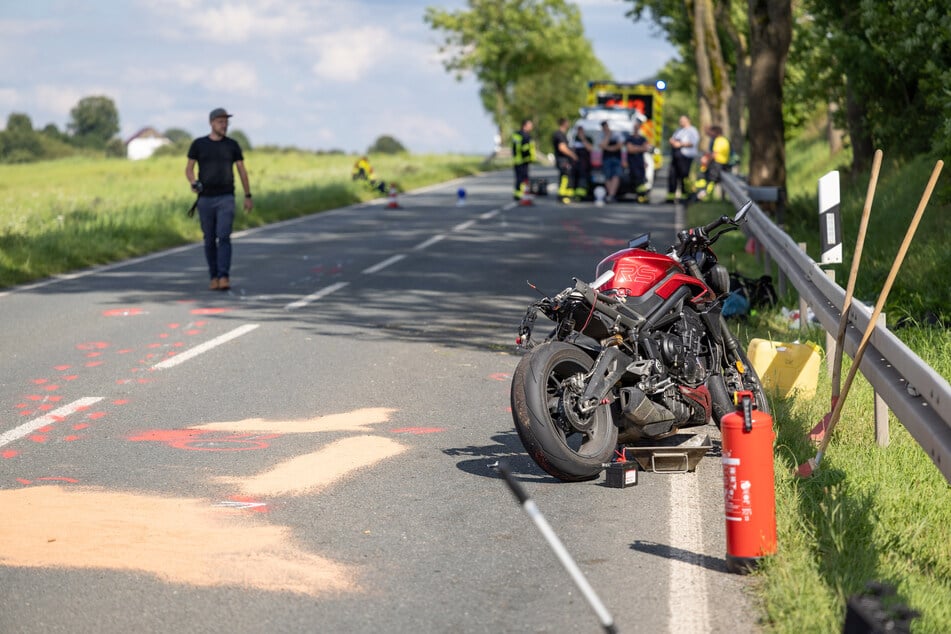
578, 344, 632, 414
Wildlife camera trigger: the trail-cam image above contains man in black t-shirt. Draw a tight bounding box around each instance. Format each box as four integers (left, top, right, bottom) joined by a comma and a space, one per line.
185, 107, 253, 291
551, 117, 577, 203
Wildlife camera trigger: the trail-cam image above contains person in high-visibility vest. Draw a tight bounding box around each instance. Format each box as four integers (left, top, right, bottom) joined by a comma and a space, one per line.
511, 119, 536, 200
695, 125, 731, 201
352, 156, 386, 193
551, 117, 577, 204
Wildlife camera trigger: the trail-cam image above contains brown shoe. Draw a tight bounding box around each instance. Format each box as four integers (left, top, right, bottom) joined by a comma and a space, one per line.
217, 276, 230, 290
209, 278, 219, 290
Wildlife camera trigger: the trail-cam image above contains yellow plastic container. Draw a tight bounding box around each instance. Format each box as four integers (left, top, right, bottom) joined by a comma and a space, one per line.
746, 338, 822, 398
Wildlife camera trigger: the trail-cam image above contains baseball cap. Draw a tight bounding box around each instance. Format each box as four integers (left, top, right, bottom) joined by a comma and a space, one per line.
209, 107, 233, 121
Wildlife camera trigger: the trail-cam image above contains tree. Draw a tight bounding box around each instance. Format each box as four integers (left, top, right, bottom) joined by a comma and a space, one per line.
368, 135, 407, 154
0, 113, 42, 163
747, 0, 791, 188
67, 96, 120, 148
163, 128, 192, 144
425, 0, 605, 143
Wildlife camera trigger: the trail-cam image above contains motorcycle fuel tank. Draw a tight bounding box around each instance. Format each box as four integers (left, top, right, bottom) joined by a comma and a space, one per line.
596, 248, 709, 301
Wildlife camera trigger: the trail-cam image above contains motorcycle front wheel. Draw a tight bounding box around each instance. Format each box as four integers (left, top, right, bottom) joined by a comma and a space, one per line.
510, 341, 618, 481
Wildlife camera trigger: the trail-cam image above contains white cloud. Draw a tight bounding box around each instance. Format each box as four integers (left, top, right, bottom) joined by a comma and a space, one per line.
308, 26, 391, 82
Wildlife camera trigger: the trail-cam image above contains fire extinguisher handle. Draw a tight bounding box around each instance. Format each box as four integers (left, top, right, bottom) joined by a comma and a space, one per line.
742, 395, 753, 432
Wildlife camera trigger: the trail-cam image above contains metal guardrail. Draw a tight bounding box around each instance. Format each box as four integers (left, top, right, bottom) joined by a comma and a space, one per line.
720, 173, 951, 483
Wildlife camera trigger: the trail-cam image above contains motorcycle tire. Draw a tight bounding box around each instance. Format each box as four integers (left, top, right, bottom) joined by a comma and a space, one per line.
709, 345, 770, 427
510, 341, 618, 482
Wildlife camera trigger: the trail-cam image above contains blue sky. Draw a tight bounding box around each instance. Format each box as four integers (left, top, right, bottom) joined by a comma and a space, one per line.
0, 0, 676, 154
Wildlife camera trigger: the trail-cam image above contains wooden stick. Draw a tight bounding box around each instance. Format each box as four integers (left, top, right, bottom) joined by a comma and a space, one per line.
796, 159, 944, 477
810, 149, 882, 441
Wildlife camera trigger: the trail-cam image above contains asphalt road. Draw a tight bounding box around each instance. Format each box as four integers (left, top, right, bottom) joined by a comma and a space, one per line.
0, 168, 760, 633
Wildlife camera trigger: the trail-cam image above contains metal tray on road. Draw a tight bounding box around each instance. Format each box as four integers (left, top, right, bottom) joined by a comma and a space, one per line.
622, 433, 712, 473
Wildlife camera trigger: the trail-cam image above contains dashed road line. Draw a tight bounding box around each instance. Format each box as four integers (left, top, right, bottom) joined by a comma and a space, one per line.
414, 234, 446, 251
0, 397, 104, 448
152, 324, 260, 369
362, 254, 406, 275
284, 282, 350, 311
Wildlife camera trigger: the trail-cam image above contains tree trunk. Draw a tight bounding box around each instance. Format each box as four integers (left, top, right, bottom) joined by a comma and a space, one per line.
747, 0, 791, 190
691, 0, 732, 148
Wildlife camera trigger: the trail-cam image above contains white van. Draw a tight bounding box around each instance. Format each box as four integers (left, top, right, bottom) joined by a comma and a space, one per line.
570, 108, 657, 201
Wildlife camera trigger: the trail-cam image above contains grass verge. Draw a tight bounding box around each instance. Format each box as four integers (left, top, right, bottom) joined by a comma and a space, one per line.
687, 197, 950, 633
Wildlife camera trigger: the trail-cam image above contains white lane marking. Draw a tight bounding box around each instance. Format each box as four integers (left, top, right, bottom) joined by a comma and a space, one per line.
284, 282, 349, 311
362, 254, 406, 275
152, 324, 260, 369
0, 397, 104, 448
479, 209, 500, 220
413, 235, 446, 251
452, 220, 476, 232
668, 474, 710, 632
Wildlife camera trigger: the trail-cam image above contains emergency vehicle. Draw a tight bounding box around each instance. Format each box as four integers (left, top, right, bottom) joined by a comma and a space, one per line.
571, 80, 666, 200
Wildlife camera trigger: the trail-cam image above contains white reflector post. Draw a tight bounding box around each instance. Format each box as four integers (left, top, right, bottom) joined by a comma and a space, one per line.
818, 171, 842, 264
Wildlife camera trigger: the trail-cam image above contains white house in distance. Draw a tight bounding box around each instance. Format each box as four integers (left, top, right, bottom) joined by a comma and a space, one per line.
125, 127, 171, 160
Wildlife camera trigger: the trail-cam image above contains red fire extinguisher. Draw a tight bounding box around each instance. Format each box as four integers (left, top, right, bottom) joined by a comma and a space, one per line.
721, 390, 777, 573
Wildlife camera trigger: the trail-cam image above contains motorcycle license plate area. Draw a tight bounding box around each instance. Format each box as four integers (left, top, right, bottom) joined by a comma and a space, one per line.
623, 433, 712, 474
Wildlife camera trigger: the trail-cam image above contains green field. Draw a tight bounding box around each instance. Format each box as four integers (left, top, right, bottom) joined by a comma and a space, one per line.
0, 151, 487, 288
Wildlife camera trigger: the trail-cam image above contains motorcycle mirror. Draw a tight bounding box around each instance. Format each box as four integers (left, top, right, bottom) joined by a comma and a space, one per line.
734, 200, 753, 223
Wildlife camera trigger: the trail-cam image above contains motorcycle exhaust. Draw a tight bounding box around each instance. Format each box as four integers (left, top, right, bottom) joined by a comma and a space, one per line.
619, 387, 675, 432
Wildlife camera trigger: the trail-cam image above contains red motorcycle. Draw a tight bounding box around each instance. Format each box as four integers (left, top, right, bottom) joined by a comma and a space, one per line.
511, 201, 769, 481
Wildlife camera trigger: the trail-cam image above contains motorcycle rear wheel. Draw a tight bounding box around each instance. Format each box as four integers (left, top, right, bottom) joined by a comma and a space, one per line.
511, 341, 618, 481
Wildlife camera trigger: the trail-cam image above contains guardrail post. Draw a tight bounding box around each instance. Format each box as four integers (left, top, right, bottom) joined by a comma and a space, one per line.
797, 243, 808, 330
825, 269, 836, 372
874, 312, 890, 447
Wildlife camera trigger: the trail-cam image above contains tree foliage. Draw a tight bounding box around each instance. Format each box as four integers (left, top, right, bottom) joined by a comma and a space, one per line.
67, 95, 120, 148
368, 135, 407, 154
425, 0, 608, 141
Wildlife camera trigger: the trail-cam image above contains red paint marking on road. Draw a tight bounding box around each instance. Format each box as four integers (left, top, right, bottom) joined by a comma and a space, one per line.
191, 308, 230, 315
47, 396, 62, 402
36, 426, 52, 433
29, 435, 47, 443
87, 412, 106, 420
26, 395, 43, 401
44, 385, 60, 391
147, 343, 162, 349
37, 405, 53, 412
216, 496, 269, 513
3, 450, 18, 459
54, 365, 71, 371
19, 411, 33, 417
85, 351, 102, 358
16, 403, 27, 409
391, 427, 447, 435
136, 378, 151, 384
488, 372, 511, 381
16, 478, 31, 485
117, 348, 133, 354
32, 378, 48, 385
77, 342, 109, 351
159, 333, 169, 339
113, 399, 129, 406
37, 477, 80, 483
63, 375, 79, 381
186, 329, 201, 335
168, 323, 180, 329
84, 362, 103, 368
102, 307, 144, 317
128, 429, 280, 452
63, 435, 81, 442
173, 342, 184, 348
73, 423, 90, 430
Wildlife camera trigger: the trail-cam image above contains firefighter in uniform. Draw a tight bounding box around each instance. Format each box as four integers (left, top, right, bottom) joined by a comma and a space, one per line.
624, 118, 652, 203
551, 117, 578, 203
694, 124, 731, 201
570, 125, 593, 200
511, 119, 536, 200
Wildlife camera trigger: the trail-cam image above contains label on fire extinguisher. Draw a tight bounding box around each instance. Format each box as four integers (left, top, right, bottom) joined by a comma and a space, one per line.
722, 456, 752, 522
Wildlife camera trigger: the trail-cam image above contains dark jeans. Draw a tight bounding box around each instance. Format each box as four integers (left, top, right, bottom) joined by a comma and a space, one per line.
197, 194, 235, 279
668, 149, 694, 196
514, 163, 529, 196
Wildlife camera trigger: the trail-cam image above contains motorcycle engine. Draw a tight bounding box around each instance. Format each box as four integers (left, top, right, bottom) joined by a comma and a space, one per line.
650, 310, 709, 386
